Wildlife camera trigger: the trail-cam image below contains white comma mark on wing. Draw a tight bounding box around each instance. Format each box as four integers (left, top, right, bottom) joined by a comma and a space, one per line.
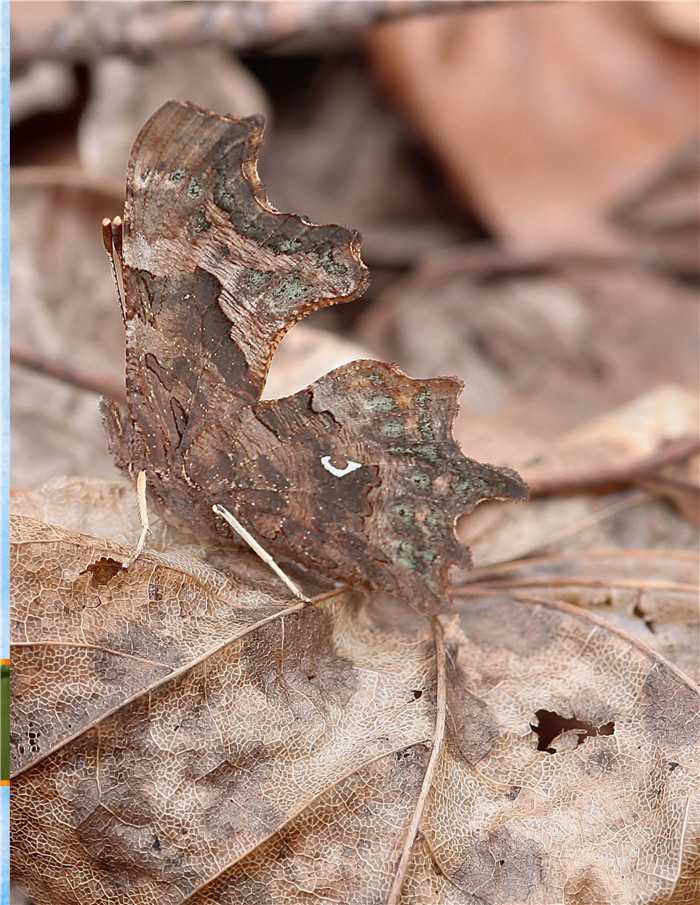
320, 455, 362, 478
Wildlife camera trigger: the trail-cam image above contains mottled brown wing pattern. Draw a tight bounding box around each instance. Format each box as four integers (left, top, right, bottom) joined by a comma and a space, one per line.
103, 100, 527, 615
103, 100, 367, 536
185, 360, 526, 613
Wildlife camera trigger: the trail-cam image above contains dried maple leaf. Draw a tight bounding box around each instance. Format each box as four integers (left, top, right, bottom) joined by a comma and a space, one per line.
457, 548, 700, 682
100, 100, 526, 615
10, 482, 700, 904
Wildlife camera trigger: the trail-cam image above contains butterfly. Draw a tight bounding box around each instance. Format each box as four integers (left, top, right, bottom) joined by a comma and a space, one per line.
101, 101, 527, 615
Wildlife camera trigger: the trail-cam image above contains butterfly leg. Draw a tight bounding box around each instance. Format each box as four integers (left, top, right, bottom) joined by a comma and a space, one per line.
212, 504, 309, 601
125, 470, 151, 566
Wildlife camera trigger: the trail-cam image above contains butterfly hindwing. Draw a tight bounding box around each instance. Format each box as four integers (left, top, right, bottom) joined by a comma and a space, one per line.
183, 360, 526, 613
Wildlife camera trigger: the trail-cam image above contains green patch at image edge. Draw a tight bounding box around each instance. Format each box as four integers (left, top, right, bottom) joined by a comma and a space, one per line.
0, 664, 8, 783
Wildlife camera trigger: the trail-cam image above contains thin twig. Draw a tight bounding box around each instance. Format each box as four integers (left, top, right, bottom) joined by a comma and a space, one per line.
462, 548, 697, 584
11, 165, 123, 197
10, 344, 126, 403
455, 491, 656, 586
527, 436, 700, 498
387, 616, 447, 905
452, 577, 698, 596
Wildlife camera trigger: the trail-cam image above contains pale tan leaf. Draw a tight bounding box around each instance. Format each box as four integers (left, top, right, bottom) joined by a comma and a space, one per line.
404, 595, 700, 904
11, 513, 437, 904
368, 3, 699, 253
11, 481, 700, 904
460, 549, 700, 682
523, 385, 700, 495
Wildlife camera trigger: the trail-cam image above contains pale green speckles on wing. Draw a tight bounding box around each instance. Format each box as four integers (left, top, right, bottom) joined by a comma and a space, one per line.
367, 395, 397, 413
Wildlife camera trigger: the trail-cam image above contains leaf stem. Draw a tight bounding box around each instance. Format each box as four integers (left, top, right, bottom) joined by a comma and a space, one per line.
387, 616, 447, 905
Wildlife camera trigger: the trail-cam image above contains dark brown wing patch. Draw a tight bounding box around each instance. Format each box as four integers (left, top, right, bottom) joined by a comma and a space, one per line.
103, 101, 527, 615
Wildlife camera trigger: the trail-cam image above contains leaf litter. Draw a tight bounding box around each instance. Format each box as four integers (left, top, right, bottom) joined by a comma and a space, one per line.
10, 480, 700, 904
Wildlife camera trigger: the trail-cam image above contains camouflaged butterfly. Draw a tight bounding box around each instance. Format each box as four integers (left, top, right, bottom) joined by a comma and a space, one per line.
101, 101, 527, 615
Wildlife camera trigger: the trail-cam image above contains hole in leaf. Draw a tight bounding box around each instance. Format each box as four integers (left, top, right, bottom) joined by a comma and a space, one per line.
411, 689, 423, 700
396, 745, 422, 764
80, 557, 124, 586
633, 602, 656, 633
530, 708, 615, 754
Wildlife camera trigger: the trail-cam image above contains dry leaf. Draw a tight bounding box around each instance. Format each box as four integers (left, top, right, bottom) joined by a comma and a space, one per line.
78, 47, 270, 183
11, 481, 700, 904
522, 384, 700, 496
415, 593, 700, 905
460, 548, 700, 683
357, 250, 700, 439
368, 2, 699, 253
10, 476, 203, 558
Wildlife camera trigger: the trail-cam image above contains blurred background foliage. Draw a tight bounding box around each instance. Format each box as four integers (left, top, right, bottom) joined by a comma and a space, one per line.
10, 0, 699, 487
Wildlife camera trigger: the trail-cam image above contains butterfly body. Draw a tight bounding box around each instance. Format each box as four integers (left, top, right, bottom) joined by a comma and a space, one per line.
103, 101, 527, 614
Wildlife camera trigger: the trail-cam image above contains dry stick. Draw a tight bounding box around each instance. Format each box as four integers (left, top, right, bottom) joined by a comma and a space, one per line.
11, 165, 123, 196
527, 435, 700, 498
10, 344, 127, 403
387, 616, 447, 905
462, 546, 697, 585
12, 1, 478, 64
212, 504, 309, 601
452, 577, 698, 596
